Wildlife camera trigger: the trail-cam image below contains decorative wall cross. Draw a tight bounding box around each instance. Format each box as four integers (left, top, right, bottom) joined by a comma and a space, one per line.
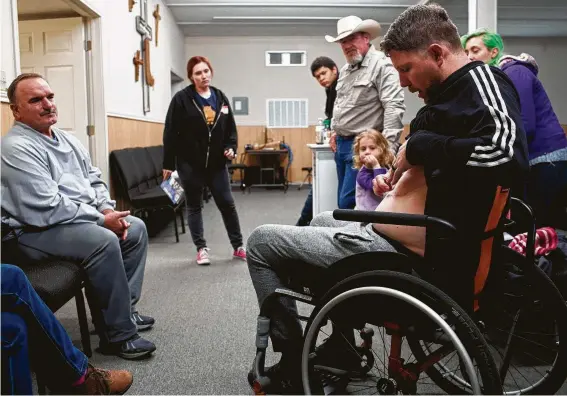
133, 50, 143, 82
153, 4, 161, 47
135, 0, 154, 114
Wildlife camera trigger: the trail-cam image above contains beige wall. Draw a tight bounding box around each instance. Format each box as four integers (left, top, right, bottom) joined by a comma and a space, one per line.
107, 115, 164, 153
1, 102, 15, 136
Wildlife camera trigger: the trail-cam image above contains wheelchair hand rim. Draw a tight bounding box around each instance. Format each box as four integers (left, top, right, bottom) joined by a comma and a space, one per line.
301, 286, 482, 395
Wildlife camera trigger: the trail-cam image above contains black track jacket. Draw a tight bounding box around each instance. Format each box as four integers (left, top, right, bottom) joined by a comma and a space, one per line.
405, 61, 529, 309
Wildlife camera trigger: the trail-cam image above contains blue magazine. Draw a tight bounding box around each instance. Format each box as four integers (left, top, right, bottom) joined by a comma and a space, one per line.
160, 173, 184, 204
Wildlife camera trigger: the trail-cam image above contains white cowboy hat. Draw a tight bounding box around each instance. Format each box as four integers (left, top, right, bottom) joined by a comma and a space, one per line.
325, 15, 381, 43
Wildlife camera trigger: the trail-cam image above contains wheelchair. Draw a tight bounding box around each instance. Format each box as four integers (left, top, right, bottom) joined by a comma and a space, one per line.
248, 198, 567, 395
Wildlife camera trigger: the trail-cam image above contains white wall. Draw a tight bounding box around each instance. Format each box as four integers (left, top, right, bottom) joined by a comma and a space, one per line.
1, 0, 18, 102
184, 36, 432, 126
89, 0, 186, 122
185, 35, 567, 126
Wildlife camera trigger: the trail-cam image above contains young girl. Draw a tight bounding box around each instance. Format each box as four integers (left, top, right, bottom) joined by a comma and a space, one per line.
353, 129, 395, 211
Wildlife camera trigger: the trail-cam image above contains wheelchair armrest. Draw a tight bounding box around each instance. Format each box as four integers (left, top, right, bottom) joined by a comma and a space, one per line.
333, 209, 457, 235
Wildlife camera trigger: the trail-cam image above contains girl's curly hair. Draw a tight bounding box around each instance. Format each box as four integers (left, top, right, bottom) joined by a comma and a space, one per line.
353, 129, 394, 170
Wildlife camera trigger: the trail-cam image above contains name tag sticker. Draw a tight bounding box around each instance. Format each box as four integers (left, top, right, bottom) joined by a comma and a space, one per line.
221, 105, 229, 114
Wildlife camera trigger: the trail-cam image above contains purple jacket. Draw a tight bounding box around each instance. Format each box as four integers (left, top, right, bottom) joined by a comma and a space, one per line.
499, 54, 567, 161
355, 167, 387, 211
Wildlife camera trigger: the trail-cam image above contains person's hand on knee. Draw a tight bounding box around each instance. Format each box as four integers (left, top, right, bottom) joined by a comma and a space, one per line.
119, 218, 131, 240
102, 210, 130, 238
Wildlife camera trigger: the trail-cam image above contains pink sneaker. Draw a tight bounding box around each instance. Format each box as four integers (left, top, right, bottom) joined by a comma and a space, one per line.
233, 246, 247, 261
196, 248, 211, 265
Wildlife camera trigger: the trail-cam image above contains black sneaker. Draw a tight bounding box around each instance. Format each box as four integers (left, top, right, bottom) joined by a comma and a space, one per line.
131, 312, 155, 331
98, 334, 156, 360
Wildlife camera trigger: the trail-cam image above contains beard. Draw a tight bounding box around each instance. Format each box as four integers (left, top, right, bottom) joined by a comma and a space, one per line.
346, 51, 363, 66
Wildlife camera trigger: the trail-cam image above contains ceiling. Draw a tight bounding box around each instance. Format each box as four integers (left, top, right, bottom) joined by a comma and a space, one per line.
16, 0, 567, 37
165, 0, 567, 37
165, 0, 425, 37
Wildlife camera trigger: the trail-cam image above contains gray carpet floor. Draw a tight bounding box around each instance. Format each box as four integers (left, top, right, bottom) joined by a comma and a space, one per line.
52, 188, 567, 395
55, 188, 309, 395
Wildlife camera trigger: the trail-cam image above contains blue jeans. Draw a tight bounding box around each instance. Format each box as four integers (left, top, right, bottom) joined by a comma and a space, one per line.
335, 136, 357, 209
1, 264, 87, 395
296, 188, 313, 226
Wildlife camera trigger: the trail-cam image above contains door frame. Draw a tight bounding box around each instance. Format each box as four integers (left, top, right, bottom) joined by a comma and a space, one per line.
11, 0, 110, 182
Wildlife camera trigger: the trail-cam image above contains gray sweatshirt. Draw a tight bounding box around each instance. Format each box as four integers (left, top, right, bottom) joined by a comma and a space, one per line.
1, 122, 115, 230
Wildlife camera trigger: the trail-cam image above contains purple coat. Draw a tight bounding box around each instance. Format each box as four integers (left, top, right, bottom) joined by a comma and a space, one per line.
499, 54, 567, 161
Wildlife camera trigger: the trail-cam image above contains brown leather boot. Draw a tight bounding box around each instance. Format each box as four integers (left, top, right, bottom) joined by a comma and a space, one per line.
80, 364, 133, 395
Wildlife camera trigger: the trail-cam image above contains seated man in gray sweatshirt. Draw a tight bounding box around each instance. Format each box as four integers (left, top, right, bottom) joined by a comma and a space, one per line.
1, 73, 156, 360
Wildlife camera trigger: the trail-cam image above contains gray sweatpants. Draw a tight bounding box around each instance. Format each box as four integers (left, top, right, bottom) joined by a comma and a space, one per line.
16, 215, 148, 344
246, 211, 396, 353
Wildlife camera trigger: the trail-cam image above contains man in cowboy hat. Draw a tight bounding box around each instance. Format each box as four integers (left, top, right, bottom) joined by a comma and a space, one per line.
326, 15, 406, 210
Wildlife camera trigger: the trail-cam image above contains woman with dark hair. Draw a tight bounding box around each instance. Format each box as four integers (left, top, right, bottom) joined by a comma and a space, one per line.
163, 56, 246, 265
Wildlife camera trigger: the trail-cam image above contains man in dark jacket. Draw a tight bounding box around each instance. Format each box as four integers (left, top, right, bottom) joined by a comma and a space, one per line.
246, 4, 528, 393
381, 4, 529, 308
295, 56, 339, 226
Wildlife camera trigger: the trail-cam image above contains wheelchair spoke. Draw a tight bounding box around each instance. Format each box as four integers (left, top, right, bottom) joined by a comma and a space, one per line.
491, 326, 558, 352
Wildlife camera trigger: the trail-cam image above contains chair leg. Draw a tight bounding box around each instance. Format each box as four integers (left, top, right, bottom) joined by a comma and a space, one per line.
172, 207, 179, 242
75, 288, 92, 358
298, 172, 310, 190
37, 379, 47, 395
179, 207, 186, 234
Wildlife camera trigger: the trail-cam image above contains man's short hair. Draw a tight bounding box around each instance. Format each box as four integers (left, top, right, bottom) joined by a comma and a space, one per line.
7, 73, 45, 104
380, 3, 462, 55
310, 56, 337, 77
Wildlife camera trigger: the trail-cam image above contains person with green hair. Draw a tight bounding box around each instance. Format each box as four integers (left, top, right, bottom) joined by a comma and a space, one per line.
461, 28, 503, 66
462, 29, 567, 229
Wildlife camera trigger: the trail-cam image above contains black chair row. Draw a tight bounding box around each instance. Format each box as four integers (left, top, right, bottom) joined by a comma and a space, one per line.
110, 145, 186, 242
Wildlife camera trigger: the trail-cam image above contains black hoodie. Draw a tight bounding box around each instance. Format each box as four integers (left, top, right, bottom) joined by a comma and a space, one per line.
163, 85, 237, 171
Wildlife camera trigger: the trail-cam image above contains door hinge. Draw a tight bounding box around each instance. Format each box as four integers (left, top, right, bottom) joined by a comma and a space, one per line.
84, 40, 92, 51
87, 125, 95, 136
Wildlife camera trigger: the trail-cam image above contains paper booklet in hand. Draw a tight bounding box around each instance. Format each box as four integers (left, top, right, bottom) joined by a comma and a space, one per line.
160, 171, 184, 204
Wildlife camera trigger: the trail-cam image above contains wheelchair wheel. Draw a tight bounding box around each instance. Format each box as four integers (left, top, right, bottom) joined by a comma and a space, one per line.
301, 271, 502, 395
410, 258, 567, 395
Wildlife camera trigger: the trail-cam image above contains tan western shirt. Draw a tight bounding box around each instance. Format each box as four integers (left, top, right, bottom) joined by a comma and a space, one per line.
332, 46, 405, 152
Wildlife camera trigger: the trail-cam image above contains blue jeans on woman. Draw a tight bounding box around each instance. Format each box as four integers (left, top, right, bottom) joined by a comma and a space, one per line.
1, 264, 87, 395
335, 136, 358, 209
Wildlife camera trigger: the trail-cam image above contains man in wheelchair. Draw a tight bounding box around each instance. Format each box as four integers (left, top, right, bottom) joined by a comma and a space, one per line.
246, 4, 529, 394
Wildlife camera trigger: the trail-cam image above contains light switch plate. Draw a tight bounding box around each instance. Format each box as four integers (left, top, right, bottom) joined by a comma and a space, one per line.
232, 97, 248, 115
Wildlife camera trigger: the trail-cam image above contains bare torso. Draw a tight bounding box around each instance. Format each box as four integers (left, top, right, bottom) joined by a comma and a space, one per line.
372, 168, 428, 256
